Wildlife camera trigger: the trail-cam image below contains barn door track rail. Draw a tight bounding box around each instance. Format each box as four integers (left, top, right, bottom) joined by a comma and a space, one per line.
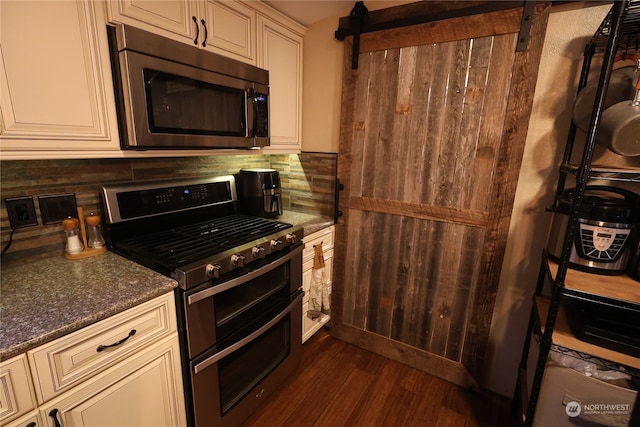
335, 0, 542, 69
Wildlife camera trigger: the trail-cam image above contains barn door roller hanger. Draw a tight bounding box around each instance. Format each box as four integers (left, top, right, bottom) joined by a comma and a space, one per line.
335, 0, 540, 69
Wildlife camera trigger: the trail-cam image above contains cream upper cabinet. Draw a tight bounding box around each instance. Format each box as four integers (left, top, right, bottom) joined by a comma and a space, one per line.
257, 13, 303, 153
104, 0, 199, 44
107, 0, 305, 152
200, 1, 256, 64
106, 0, 257, 64
0, 0, 120, 156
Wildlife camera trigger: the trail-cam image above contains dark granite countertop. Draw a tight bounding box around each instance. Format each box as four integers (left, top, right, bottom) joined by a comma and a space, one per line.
278, 211, 334, 238
0, 212, 333, 361
0, 251, 178, 361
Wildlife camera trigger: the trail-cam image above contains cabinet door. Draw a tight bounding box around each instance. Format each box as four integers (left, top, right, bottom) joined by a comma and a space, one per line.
39, 334, 186, 427
200, 0, 256, 64
2, 410, 43, 427
257, 15, 302, 152
302, 254, 333, 343
301, 227, 334, 342
0, 0, 119, 152
105, 0, 199, 46
0, 354, 37, 425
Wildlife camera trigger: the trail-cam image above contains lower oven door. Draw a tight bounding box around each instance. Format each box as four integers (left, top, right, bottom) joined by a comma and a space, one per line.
190, 291, 302, 427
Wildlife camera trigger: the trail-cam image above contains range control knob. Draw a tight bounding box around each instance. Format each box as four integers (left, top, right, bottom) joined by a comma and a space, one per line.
205, 264, 221, 279
285, 233, 297, 243
231, 254, 245, 267
270, 239, 283, 250
252, 246, 265, 258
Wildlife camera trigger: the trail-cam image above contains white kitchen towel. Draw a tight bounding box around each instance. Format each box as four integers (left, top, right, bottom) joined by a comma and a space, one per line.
309, 243, 331, 318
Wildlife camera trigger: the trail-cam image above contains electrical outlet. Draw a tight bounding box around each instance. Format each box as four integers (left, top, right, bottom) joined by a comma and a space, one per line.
5, 196, 38, 228
38, 193, 78, 224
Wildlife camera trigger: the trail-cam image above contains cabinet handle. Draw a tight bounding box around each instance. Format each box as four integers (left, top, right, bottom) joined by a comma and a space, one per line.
26, 423, 37, 427
192, 16, 199, 45
201, 19, 208, 47
96, 329, 136, 352
49, 409, 62, 427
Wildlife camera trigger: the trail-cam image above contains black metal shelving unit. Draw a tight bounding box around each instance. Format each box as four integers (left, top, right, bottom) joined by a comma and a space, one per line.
514, 1, 640, 426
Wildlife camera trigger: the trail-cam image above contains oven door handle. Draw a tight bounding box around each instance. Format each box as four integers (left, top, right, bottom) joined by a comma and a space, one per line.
187, 244, 304, 305
193, 291, 303, 374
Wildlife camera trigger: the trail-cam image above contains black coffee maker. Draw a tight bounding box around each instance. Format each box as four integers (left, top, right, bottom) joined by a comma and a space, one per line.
236, 168, 282, 218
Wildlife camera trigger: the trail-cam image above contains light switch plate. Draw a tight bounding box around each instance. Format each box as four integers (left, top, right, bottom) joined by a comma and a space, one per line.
38, 193, 78, 224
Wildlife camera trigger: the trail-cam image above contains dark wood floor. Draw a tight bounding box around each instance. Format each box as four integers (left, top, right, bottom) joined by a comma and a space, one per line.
243, 327, 516, 427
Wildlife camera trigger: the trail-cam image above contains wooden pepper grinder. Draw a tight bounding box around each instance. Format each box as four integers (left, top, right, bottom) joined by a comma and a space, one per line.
85, 212, 106, 248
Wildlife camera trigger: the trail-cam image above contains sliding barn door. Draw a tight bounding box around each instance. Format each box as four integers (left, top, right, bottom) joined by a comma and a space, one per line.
332, 3, 550, 385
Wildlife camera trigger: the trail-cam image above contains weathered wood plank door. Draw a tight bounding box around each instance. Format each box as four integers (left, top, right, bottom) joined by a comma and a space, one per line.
332, 2, 550, 386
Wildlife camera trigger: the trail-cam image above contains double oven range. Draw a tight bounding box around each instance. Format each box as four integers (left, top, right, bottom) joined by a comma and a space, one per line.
101, 175, 304, 427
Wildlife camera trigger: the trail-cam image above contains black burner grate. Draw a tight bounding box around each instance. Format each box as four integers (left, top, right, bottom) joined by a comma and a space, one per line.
116, 215, 292, 268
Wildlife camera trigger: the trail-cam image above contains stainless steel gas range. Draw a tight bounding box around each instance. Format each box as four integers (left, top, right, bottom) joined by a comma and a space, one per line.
101, 175, 304, 427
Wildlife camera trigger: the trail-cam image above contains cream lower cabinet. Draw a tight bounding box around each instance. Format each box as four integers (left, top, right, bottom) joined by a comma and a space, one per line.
0, 293, 186, 427
2, 410, 44, 427
0, 0, 120, 157
0, 354, 38, 426
38, 335, 185, 427
302, 226, 334, 343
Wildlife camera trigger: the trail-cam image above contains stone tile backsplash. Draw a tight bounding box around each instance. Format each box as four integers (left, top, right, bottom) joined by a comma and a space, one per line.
0, 152, 336, 265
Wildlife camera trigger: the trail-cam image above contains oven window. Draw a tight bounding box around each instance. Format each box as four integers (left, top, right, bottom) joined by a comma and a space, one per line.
218, 314, 290, 414
215, 261, 290, 343
144, 69, 246, 136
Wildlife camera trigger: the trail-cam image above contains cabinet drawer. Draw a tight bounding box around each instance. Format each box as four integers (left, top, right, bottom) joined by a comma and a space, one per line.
2, 409, 42, 427
0, 354, 37, 424
28, 292, 177, 404
303, 227, 334, 262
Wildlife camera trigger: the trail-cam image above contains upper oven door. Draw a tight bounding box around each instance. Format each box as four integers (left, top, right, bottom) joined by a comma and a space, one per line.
115, 49, 269, 149
183, 245, 303, 359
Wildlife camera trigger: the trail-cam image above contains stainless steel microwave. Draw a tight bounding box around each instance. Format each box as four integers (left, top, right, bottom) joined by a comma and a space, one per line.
108, 24, 269, 150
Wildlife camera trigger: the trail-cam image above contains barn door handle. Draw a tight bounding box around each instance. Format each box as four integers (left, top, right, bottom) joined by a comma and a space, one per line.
334, 178, 344, 223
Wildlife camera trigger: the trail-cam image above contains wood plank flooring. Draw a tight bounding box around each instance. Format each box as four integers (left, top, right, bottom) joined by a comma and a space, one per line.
243, 328, 516, 427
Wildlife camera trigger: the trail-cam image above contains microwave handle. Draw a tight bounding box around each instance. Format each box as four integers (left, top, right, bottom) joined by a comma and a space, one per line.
246, 87, 256, 138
